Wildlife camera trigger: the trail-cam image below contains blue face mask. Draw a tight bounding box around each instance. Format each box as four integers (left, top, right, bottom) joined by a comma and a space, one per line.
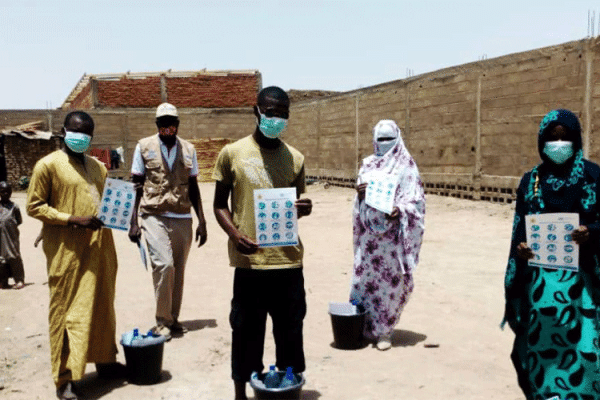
257, 109, 288, 139
543, 140, 573, 165
64, 131, 92, 153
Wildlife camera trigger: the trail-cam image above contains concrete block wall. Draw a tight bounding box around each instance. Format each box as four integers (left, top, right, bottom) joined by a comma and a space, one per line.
589, 43, 600, 162
0, 110, 52, 130
3, 38, 600, 204
286, 37, 600, 203
53, 108, 255, 178
0, 108, 254, 183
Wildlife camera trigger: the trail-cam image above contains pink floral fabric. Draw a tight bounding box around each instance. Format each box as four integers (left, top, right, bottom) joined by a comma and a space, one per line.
350, 120, 425, 340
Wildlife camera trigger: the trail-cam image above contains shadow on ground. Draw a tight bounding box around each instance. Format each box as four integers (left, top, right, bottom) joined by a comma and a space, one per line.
183, 318, 217, 332
77, 370, 172, 399
391, 329, 427, 347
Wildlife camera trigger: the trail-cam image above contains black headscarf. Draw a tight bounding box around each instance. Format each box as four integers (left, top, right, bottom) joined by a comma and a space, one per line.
527, 109, 586, 212
537, 108, 582, 167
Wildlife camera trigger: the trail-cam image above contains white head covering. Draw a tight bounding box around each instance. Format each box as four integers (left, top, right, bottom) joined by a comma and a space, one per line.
355, 119, 425, 273
373, 119, 401, 157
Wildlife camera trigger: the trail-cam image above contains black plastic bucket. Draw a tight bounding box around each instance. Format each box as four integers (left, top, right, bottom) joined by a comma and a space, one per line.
329, 311, 367, 349
250, 371, 305, 400
121, 341, 164, 385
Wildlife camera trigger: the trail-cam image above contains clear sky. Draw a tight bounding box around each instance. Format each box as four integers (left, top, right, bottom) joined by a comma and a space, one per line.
0, 0, 598, 109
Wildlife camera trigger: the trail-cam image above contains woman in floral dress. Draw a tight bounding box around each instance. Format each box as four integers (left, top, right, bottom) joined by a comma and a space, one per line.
350, 120, 425, 350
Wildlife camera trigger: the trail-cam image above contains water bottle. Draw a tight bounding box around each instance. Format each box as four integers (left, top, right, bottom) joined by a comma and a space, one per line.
133, 328, 139, 338
279, 367, 298, 389
263, 365, 280, 388
350, 299, 360, 314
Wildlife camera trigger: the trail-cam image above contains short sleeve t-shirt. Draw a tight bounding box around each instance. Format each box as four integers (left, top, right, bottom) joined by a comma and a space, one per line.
212, 135, 306, 269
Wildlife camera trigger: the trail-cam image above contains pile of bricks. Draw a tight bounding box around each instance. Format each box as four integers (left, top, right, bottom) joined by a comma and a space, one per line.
4, 135, 61, 188
188, 138, 233, 182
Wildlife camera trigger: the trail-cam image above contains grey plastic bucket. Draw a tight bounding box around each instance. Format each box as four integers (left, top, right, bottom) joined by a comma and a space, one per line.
250, 371, 305, 400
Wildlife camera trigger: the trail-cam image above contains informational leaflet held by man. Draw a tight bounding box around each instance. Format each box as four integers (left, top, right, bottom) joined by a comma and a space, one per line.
525, 213, 579, 271
253, 188, 298, 247
364, 171, 399, 214
98, 178, 136, 231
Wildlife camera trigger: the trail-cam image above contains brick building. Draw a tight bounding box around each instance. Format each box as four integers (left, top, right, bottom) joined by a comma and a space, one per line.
62, 69, 262, 110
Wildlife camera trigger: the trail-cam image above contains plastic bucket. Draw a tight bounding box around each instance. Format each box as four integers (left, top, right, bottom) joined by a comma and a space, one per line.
250, 371, 305, 400
329, 311, 366, 349
121, 341, 164, 385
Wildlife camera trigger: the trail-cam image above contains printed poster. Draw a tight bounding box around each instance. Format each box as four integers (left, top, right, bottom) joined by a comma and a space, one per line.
525, 213, 579, 271
364, 171, 399, 214
254, 188, 299, 247
98, 178, 136, 231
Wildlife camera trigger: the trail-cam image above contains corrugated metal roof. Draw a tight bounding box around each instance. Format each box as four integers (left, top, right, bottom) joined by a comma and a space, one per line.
1, 120, 54, 140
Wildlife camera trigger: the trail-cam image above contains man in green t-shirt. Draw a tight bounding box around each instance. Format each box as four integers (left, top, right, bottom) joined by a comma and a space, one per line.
213, 86, 312, 400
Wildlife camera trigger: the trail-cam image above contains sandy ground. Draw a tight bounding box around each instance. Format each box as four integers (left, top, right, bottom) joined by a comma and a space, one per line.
0, 182, 524, 400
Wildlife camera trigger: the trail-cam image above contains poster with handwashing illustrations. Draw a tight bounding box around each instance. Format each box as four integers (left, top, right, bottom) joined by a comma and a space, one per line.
525, 213, 579, 271
364, 171, 399, 214
254, 188, 298, 247
98, 178, 136, 231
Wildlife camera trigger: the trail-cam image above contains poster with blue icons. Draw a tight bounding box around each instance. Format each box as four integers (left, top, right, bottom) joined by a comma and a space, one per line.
364, 171, 399, 214
525, 213, 579, 271
98, 178, 136, 231
254, 188, 298, 247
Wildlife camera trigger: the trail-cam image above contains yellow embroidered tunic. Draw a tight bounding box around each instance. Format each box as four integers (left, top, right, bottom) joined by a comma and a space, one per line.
26, 150, 118, 387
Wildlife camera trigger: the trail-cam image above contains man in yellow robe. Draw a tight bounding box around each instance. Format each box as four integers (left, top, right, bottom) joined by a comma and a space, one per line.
27, 111, 123, 399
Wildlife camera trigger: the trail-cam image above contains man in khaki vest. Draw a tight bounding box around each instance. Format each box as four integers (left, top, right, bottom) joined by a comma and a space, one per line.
129, 103, 207, 340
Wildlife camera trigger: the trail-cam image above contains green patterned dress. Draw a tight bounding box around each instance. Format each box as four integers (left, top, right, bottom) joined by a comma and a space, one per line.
504, 111, 600, 400
503, 109, 600, 400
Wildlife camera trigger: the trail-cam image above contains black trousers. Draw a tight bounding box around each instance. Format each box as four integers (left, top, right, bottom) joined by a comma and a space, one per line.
0, 257, 24, 284
230, 267, 307, 382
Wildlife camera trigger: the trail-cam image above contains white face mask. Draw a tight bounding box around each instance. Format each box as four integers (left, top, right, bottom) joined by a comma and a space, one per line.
375, 138, 397, 156
373, 120, 400, 156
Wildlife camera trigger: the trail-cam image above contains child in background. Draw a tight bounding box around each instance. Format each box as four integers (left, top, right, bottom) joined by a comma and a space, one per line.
0, 181, 24, 289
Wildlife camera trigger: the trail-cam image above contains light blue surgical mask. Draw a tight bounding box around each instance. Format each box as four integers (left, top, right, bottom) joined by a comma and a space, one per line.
543, 140, 573, 165
375, 138, 398, 157
64, 131, 92, 153
257, 109, 287, 139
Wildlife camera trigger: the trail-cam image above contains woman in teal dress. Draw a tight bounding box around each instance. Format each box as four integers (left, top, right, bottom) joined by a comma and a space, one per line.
504, 109, 600, 400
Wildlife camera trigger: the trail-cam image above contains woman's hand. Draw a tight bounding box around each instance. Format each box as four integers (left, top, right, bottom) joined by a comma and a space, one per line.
356, 183, 368, 200
516, 242, 534, 260
571, 226, 589, 245
386, 207, 400, 220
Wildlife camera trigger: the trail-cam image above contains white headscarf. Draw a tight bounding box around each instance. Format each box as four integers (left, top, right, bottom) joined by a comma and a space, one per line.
354, 119, 425, 274
373, 120, 400, 157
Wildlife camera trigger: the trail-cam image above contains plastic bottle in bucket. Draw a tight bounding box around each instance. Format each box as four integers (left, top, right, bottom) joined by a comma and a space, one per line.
279, 367, 299, 389
263, 365, 280, 388
351, 299, 367, 314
